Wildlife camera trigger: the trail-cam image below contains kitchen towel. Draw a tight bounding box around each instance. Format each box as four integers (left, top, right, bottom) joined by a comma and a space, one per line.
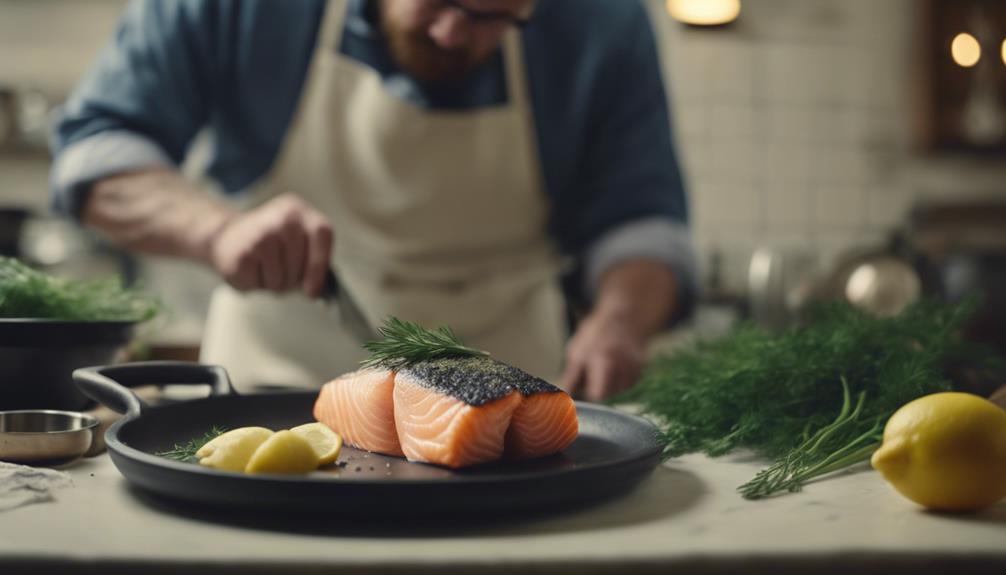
0, 461, 72, 512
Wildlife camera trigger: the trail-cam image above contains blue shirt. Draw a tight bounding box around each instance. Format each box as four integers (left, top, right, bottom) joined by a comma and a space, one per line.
51, 0, 697, 306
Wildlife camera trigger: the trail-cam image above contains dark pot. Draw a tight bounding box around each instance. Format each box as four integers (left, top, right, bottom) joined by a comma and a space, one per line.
0, 207, 30, 258
0, 320, 135, 411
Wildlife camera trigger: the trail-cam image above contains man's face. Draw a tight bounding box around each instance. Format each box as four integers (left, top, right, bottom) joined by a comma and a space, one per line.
379, 0, 534, 86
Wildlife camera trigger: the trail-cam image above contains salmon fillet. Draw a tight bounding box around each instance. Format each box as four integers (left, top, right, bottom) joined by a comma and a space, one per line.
313, 368, 404, 457
505, 377, 579, 460
394, 358, 522, 468
311, 357, 579, 468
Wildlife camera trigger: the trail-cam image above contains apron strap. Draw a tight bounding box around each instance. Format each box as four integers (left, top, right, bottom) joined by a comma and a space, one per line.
502, 28, 529, 108
500, 28, 545, 216
321, 0, 351, 54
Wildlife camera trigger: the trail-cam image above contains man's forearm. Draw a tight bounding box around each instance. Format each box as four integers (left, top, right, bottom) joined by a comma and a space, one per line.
592, 260, 679, 341
82, 169, 236, 265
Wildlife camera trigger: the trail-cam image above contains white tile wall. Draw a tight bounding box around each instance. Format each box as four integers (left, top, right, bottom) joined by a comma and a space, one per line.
646, 0, 1006, 295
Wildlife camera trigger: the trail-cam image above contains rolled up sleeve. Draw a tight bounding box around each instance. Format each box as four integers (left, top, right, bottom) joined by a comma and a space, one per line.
584, 216, 698, 304
50, 131, 172, 216
49, 0, 216, 216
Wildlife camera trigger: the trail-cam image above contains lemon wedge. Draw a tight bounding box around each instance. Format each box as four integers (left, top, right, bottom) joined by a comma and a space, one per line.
196, 427, 273, 472
244, 429, 320, 475
872, 392, 1006, 511
290, 422, 343, 466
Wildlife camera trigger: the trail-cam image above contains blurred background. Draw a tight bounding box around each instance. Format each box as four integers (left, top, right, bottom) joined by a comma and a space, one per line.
1, 0, 1004, 355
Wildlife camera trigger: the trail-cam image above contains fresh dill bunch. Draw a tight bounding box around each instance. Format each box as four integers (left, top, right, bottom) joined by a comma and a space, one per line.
615, 297, 1002, 499
360, 317, 489, 370
156, 426, 228, 462
737, 378, 885, 499
0, 256, 160, 322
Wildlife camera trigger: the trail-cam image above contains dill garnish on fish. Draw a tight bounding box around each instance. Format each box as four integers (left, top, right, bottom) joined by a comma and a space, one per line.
360, 317, 489, 370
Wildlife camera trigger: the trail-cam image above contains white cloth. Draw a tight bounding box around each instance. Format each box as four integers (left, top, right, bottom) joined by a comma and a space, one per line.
0, 462, 73, 512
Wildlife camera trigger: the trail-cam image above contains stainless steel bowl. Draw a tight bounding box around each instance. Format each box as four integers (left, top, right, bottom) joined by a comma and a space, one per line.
0, 410, 99, 466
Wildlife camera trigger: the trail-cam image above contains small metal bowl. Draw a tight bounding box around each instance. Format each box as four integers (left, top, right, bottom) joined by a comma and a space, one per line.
0, 410, 99, 467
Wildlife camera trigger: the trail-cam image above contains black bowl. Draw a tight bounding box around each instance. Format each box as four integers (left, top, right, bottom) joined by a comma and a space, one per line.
0, 319, 136, 411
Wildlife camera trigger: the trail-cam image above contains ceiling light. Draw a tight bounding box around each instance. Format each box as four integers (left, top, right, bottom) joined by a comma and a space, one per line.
951, 32, 981, 68
666, 0, 740, 27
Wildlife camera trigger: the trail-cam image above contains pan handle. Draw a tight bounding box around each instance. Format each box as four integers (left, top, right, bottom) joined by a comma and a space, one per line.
73, 361, 235, 418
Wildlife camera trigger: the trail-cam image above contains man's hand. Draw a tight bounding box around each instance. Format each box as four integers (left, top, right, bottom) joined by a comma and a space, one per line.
209, 193, 333, 297
560, 308, 647, 402
84, 172, 334, 298
559, 260, 679, 402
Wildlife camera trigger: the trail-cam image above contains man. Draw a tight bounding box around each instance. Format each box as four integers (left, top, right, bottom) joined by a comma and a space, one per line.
51, 0, 696, 401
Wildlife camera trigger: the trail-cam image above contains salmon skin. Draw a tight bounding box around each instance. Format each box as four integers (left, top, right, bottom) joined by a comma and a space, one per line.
312, 357, 578, 468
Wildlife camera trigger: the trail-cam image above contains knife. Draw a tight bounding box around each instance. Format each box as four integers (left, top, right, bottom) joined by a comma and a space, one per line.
320, 269, 379, 343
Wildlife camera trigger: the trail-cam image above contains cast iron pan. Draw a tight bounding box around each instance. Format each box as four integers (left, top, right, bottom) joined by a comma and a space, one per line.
74, 361, 662, 517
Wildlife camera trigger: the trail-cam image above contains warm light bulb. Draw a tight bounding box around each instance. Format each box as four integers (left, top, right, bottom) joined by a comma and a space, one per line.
951, 32, 981, 67
1001, 38, 1005, 66
666, 0, 741, 26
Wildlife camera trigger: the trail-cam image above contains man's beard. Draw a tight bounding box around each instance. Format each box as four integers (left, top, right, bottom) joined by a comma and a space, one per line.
380, 10, 483, 86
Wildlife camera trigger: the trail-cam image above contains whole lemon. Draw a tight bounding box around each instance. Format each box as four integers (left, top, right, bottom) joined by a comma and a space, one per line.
871, 392, 1006, 511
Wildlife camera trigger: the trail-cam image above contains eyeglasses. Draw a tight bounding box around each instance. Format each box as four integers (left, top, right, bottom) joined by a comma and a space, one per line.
437, 0, 536, 28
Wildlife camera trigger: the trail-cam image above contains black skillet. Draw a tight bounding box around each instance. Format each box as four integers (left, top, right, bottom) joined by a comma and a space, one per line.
74, 361, 662, 517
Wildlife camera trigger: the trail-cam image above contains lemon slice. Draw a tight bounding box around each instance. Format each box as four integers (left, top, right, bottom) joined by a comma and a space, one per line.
244, 430, 320, 475
196, 427, 273, 472
291, 422, 343, 466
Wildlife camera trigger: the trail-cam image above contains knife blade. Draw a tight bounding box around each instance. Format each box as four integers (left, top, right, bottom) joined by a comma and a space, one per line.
320, 269, 379, 343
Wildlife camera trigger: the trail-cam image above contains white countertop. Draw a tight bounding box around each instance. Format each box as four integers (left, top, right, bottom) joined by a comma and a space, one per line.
2, 448, 1005, 574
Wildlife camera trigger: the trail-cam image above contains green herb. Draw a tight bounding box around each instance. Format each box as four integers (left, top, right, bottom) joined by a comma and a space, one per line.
614, 298, 1004, 499
0, 256, 160, 322
737, 377, 884, 498
360, 317, 489, 370
156, 426, 227, 462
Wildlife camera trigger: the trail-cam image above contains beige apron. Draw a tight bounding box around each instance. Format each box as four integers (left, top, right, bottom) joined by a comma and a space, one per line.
200, 0, 567, 391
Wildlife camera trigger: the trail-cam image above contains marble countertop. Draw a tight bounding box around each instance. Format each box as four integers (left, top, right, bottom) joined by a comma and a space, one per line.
2, 447, 1004, 575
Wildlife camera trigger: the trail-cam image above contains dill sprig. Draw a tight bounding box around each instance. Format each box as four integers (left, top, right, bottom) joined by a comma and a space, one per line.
156, 426, 228, 462
737, 378, 884, 498
615, 297, 1005, 499
360, 317, 489, 370
0, 256, 160, 322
